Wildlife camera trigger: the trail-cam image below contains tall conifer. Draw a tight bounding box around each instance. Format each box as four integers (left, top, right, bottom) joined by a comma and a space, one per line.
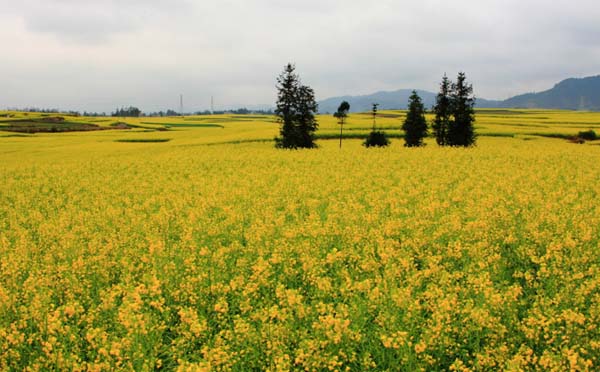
402, 91, 428, 147
274, 64, 318, 149
449, 72, 476, 147
432, 74, 452, 146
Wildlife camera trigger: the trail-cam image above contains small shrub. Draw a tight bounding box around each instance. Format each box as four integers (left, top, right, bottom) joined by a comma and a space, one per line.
363, 130, 390, 148
577, 130, 597, 141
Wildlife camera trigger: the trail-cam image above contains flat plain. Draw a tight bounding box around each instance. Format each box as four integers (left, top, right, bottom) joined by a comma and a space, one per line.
1, 110, 599, 371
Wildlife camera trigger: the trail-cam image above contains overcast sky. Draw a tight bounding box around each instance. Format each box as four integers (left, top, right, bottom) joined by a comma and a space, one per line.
1, 0, 600, 112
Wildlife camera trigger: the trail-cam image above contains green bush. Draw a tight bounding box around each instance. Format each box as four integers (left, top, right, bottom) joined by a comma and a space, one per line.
363, 130, 390, 147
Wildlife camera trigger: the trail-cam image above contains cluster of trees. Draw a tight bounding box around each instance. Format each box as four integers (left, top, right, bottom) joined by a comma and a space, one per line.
368, 73, 476, 148
274, 64, 476, 149
431, 73, 476, 147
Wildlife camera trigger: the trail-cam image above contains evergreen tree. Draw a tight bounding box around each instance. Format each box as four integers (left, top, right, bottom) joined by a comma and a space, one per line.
334, 101, 350, 148
295, 85, 319, 148
275, 63, 299, 148
432, 74, 452, 146
402, 91, 428, 147
449, 72, 476, 147
274, 63, 318, 149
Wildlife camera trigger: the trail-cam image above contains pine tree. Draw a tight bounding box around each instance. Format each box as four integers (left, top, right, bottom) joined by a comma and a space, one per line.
402, 91, 428, 147
449, 72, 476, 147
275, 63, 299, 149
274, 64, 319, 149
432, 74, 452, 146
295, 84, 319, 148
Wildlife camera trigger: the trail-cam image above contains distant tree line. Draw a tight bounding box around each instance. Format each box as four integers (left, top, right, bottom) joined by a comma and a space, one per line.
145, 109, 184, 117
144, 108, 274, 117
6, 107, 82, 116
112, 106, 142, 117
83, 111, 108, 117
7, 105, 274, 118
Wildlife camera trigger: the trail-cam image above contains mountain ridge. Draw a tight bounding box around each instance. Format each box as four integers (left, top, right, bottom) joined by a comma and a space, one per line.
318, 75, 600, 113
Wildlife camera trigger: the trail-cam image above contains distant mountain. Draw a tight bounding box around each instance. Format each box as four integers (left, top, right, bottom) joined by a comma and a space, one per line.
497, 75, 600, 110
319, 75, 600, 112
318, 88, 504, 113
318, 89, 437, 113
474, 98, 503, 108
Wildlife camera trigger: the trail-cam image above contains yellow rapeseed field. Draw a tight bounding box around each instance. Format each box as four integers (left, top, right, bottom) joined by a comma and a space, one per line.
1, 110, 599, 371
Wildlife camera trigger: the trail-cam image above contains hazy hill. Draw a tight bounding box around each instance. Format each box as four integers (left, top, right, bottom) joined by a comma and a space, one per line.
318, 89, 437, 113
319, 75, 600, 112
318, 89, 500, 113
498, 75, 600, 110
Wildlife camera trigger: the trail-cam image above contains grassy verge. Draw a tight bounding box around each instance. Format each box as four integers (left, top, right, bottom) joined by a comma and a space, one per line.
115, 139, 171, 143
141, 122, 225, 128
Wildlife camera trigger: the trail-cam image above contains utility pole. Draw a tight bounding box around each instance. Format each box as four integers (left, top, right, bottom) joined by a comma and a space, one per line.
211, 96, 214, 115
180, 94, 183, 116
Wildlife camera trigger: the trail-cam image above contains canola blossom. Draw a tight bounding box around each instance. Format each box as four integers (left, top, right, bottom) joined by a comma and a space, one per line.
1, 110, 600, 371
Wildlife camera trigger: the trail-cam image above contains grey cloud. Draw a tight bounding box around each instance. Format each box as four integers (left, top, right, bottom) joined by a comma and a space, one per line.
1, 0, 600, 111
8, 0, 191, 44
25, 14, 135, 44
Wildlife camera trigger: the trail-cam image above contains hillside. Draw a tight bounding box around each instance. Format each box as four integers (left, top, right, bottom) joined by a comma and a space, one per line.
499, 75, 600, 110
